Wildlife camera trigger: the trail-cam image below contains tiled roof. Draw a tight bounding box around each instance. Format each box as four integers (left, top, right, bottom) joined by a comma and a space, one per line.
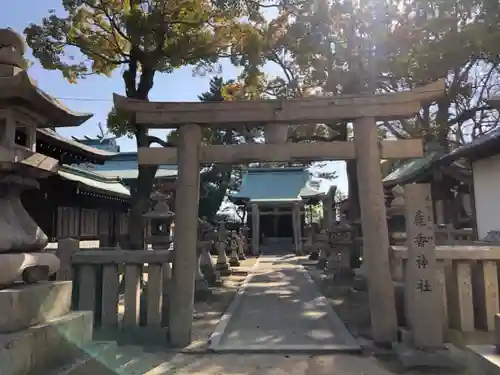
38, 129, 117, 162
230, 167, 323, 203
382, 151, 441, 185
58, 165, 130, 197
77, 152, 178, 180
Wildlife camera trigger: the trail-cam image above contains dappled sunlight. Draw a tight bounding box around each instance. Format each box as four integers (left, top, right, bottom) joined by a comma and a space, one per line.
212, 255, 360, 351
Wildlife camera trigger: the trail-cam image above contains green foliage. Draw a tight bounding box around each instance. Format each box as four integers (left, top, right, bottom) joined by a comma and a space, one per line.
26, 0, 250, 83
25, 0, 276, 248
168, 76, 260, 220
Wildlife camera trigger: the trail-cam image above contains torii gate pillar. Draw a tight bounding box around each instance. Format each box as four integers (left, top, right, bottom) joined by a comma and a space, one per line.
168, 124, 201, 347
354, 117, 397, 344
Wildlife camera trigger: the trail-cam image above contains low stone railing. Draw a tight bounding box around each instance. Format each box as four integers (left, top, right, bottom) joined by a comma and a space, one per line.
392, 245, 500, 334
434, 225, 474, 244
56, 238, 173, 344
390, 226, 474, 247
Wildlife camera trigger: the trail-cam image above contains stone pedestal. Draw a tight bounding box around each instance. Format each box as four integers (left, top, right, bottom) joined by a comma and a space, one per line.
228, 232, 241, 267
0, 282, 94, 375
215, 240, 231, 276
237, 235, 246, 260
325, 246, 353, 280
316, 232, 328, 269
229, 248, 240, 267
0, 281, 72, 333
195, 247, 211, 301
200, 243, 220, 286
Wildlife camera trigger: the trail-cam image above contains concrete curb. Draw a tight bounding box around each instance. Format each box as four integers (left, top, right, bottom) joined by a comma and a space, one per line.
207, 257, 261, 350
300, 266, 362, 350
205, 344, 362, 354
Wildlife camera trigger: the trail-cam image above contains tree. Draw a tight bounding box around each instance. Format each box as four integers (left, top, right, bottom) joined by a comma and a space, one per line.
26, 0, 265, 249
253, 0, 500, 218
168, 76, 259, 222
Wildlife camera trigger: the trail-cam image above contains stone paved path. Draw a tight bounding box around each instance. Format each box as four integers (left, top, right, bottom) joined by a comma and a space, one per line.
209, 255, 361, 352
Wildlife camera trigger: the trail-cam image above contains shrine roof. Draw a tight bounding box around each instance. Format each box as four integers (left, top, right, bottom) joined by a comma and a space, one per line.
229, 167, 324, 204
383, 149, 471, 186
58, 164, 130, 198
72, 136, 120, 152
37, 128, 117, 164
439, 126, 500, 164
0, 71, 93, 127
383, 151, 440, 186
76, 152, 178, 181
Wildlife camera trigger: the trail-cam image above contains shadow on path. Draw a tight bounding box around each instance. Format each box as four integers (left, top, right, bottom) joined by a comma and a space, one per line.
211, 256, 360, 352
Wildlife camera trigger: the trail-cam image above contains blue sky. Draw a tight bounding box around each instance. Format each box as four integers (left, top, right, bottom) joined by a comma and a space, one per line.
1, 1, 348, 194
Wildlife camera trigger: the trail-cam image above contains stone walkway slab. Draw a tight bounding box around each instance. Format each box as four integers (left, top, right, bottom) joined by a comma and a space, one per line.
208, 255, 361, 353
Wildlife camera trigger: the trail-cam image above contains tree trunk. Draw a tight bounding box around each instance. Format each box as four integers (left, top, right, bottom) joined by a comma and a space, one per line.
128, 168, 155, 250
128, 126, 158, 250
346, 160, 360, 220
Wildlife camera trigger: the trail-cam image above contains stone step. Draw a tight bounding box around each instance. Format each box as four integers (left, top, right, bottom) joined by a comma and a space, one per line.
49, 342, 167, 375
0, 311, 93, 375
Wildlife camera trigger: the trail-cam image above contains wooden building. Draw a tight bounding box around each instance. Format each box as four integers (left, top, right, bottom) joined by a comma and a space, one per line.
73, 136, 180, 239
229, 167, 324, 251
19, 129, 132, 245
439, 108, 500, 240
338, 149, 473, 230
383, 149, 472, 231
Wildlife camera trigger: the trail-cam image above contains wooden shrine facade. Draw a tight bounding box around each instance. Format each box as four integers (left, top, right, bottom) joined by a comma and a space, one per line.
16, 128, 132, 245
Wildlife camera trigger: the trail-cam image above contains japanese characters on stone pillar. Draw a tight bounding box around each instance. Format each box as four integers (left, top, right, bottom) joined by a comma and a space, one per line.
404, 183, 443, 349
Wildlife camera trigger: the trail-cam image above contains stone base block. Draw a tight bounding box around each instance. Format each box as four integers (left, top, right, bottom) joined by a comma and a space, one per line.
50, 342, 118, 375
229, 258, 240, 267
215, 262, 231, 277
394, 342, 462, 370
0, 281, 72, 333
0, 311, 93, 375
195, 279, 211, 302
201, 265, 219, 286
466, 345, 500, 375
238, 254, 246, 260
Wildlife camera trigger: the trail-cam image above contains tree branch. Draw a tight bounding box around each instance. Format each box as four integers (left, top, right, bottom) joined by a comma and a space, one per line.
147, 135, 174, 148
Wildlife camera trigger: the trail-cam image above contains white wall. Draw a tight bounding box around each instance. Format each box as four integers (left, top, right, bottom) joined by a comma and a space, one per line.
473, 153, 500, 239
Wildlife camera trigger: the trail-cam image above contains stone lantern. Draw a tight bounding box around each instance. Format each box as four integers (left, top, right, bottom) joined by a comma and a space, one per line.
0, 29, 91, 286
228, 230, 241, 267
215, 220, 231, 276
143, 196, 174, 250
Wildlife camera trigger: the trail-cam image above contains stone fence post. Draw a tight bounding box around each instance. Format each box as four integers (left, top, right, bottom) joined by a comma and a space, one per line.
56, 238, 79, 281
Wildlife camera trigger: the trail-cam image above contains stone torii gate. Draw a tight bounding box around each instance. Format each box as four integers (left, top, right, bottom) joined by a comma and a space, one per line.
113, 80, 444, 347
